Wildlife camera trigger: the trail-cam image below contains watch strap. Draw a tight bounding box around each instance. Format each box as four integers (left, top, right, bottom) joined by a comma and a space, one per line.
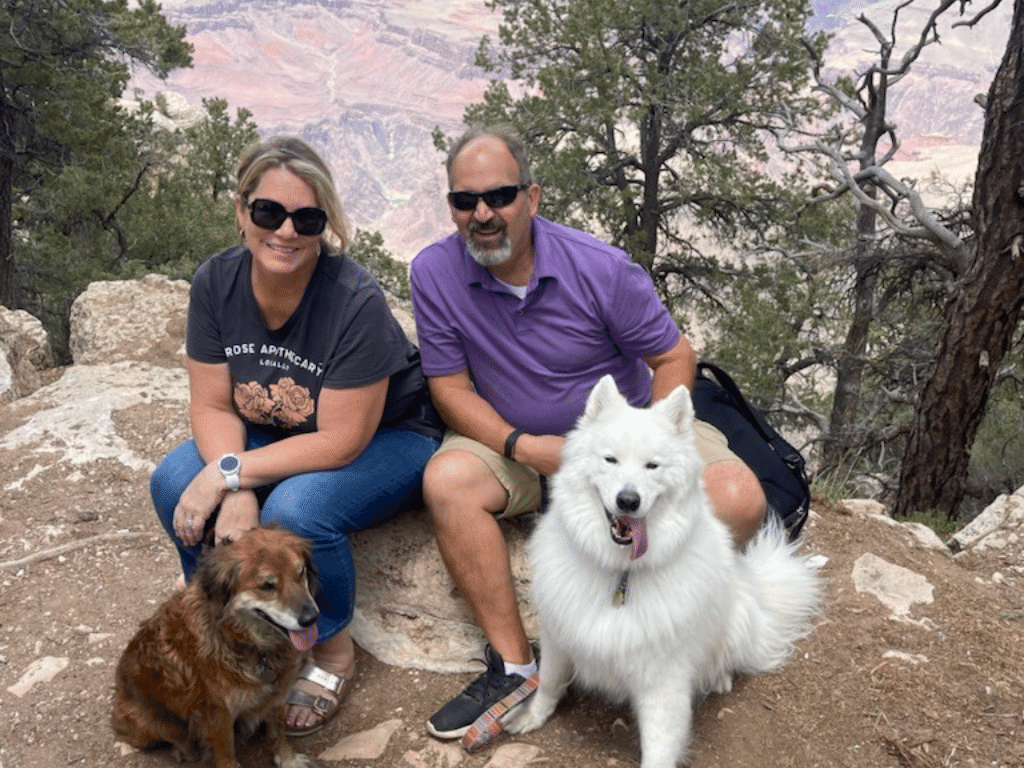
503, 429, 524, 461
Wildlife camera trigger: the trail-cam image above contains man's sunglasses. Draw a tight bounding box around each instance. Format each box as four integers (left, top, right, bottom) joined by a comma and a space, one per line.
447, 184, 529, 212
245, 198, 328, 236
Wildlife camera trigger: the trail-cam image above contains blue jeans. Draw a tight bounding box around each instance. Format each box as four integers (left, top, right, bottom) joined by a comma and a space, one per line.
151, 427, 439, 642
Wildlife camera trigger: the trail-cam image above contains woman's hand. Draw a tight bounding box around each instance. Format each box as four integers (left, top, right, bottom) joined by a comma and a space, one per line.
214, 490, 260, 545
172, 464, 226, 546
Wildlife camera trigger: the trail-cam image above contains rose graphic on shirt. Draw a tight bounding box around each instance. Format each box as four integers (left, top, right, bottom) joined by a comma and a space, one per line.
234, 381, 276, 422
270, 378, 316, 427
234, 378, 315, 429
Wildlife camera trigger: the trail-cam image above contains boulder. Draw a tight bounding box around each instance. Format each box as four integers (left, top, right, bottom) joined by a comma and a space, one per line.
119, 90, 206, 132
69, 274, 190, 366
949, 486, 1024, 555
157, 91, 206, 129
840, 498, 950, 553
350, 511, 538, 672
0, 306, 54, 402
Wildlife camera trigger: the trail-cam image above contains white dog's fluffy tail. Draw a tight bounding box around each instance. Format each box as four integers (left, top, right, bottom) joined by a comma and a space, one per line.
726, 517, 823, 677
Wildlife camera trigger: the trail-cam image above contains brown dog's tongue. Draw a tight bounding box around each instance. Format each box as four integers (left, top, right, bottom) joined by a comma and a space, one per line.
624, 516, 648, 560
289, 625, 318, 653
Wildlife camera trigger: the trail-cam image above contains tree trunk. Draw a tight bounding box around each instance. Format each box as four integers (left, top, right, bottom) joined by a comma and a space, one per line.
821, 63, 888, 477
893, 0, 1024, 519
821, 206, 880, 478
0, 149, 14, 309
0, 82, 14, 308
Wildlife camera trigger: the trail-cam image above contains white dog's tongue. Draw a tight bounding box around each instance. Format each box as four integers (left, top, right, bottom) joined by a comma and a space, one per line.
289, 625, 318, 653
622, 516, 648, 560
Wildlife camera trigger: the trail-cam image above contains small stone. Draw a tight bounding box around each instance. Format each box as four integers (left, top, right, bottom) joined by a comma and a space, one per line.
319, 718, 403, 761
7, 656, 70, 697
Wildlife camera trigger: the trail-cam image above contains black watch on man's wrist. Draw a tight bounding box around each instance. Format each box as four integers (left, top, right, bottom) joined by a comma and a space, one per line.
504, 429, 524, 461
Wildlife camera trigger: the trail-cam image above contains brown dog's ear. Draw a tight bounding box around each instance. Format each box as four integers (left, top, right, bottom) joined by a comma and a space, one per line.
293, 535, 318, 594
196, 545, 239, 610
305, 553, 319, 595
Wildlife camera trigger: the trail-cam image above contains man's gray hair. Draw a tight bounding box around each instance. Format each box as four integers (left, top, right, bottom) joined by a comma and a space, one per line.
445, 125, 534, 188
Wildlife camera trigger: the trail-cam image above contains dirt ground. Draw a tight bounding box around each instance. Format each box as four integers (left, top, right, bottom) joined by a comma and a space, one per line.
1, 393, 1023, 768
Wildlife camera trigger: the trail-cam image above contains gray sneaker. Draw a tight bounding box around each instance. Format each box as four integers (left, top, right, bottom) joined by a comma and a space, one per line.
426, 645, 530, 739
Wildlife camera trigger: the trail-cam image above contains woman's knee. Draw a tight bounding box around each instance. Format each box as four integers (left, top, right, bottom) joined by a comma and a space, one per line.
259, 497, 312, 538
150, 443, 202, 524
151, 460, 180, 503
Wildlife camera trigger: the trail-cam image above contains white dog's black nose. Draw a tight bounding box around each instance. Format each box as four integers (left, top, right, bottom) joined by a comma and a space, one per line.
616, 489, 641, 512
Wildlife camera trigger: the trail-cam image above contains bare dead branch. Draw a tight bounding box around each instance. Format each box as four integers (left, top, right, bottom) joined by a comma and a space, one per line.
0, 531, 160, 570
778, 390, 831, 435
952, 0, 1004, 28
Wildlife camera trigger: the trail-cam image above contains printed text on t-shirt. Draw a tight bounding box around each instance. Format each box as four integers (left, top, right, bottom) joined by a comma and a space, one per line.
223, 342, 325, 378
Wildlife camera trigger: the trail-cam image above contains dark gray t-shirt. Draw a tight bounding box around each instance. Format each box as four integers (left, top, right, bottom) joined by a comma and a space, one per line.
187, 244, 442, 440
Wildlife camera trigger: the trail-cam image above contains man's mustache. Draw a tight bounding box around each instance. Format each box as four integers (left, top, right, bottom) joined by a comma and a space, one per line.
469, 220, 503, 235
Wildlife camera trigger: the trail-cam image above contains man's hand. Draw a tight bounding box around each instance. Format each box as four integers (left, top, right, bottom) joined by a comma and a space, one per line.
513, 433, 565, 477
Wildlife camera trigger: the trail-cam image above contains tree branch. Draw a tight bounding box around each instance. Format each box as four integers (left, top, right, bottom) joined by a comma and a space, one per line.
0, 531, 160, 570
952, 0, 1004, 28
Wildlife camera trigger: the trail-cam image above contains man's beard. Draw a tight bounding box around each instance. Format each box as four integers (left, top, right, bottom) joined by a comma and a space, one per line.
464, 222, 512, 267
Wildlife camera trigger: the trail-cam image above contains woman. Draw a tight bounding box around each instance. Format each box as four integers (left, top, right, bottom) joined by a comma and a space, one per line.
151, 135, 443, 736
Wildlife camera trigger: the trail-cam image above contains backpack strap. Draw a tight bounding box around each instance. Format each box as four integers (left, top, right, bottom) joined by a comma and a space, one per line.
697, 363, 769, 440
695, 362, 808, 478
695, 362, 811, 539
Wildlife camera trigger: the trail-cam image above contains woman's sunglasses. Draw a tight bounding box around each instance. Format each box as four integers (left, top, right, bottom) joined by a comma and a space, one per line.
245, 198, 328, 236
447, 184, 529, 212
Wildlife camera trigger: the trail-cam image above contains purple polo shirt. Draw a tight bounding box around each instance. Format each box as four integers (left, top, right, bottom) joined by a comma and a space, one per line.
410, 215, 682, 436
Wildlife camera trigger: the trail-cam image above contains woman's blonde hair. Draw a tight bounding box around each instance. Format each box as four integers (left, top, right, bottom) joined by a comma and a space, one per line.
236, 136, 351, 253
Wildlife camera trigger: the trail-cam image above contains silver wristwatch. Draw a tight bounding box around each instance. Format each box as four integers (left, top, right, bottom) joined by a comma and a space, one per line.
217, 453, 241, 492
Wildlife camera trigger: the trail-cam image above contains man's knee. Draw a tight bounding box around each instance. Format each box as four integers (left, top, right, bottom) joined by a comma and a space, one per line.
423, 450, 467, 498
703, 460, 766, 544
422, 450, 506, 518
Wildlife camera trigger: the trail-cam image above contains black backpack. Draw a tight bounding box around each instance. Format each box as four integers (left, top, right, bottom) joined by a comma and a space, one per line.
691, 362, 811, 540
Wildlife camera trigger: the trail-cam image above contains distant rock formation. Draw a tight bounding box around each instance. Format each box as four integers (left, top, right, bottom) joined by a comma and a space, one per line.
124, 0, 1010, 265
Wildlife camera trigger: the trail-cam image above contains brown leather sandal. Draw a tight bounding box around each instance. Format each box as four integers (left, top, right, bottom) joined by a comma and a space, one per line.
284, 660, 353, 737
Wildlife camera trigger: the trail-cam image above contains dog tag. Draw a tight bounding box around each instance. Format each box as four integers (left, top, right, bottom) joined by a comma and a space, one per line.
612, 570, 630, 607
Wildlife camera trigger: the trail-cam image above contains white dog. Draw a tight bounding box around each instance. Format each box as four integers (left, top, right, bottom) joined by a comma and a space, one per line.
504, 375, 822, 767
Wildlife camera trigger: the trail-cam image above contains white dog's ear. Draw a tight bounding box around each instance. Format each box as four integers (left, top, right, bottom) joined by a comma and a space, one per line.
579, 374, 624, 426
653, 383, 694, 433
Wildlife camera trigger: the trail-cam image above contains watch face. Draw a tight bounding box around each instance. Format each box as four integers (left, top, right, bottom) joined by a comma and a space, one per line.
219, 455, 240, 473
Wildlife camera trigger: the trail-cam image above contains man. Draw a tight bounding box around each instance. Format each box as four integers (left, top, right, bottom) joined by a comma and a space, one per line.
409, 125, 766, 739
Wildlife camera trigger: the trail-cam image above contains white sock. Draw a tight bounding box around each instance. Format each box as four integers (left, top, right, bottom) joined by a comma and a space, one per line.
504, 658, 537, 679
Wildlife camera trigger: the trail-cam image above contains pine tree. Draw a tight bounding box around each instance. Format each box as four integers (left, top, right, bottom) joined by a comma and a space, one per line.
0, 0, 192, 306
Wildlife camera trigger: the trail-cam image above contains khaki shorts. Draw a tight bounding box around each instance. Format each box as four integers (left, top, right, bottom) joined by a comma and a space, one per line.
434, 419, 737, 519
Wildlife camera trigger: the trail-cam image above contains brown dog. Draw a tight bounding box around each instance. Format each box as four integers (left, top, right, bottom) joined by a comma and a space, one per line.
112, 527, 319, 768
